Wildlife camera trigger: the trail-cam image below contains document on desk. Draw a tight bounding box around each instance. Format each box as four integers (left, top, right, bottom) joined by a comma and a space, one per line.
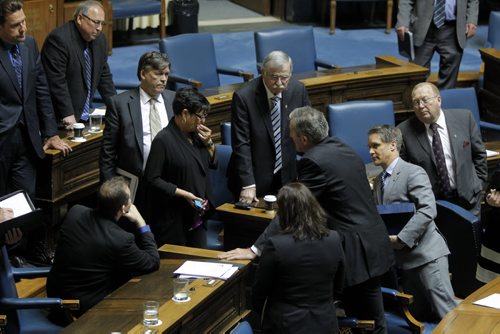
487, 149, 500, 158
174, 260, 238, 280
473, 293, 500, 309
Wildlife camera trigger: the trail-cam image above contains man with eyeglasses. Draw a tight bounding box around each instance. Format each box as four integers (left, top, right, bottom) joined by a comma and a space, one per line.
41, 0, 116, 129
397, 82, 486, 216
228, 50, 310, 204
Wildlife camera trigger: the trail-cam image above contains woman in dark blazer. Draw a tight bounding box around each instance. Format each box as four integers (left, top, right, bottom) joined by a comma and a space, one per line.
252, 183, 345, 334
144, 88, 217, 247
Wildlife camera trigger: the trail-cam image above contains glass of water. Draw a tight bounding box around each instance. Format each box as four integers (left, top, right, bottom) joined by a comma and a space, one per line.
143, 300, 159, 326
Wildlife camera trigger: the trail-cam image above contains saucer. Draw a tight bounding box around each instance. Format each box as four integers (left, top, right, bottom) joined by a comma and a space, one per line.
71, 137, 87, 143
172, 296, 191, 303
143, 319, 162, 327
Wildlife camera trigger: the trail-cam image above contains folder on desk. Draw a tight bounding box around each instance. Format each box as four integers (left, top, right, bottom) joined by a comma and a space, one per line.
377, 202, 415, 235
398, 31, 415, 61
0, 190, 43, 245
174, 260, 239, 280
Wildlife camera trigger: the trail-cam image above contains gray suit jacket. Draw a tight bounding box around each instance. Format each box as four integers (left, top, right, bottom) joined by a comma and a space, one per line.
396, 0, 479, 49
373, 159, 449, 270
398, 108, 487, 212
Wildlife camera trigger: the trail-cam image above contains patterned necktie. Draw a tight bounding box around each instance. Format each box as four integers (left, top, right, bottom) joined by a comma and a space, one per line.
82, 46, 92, 121
433, 0, 446, 28
430, 123, 452, 195
11, 45, 22, 89
381, 171, 390, 196
150, 98, 162, 140
271, 96, 282, 174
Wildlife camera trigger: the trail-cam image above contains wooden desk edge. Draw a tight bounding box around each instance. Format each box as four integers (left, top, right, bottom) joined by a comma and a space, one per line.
159, 244, 250, 266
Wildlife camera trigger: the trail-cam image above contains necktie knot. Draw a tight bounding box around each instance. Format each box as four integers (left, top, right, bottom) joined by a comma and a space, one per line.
430, 122, 439, 131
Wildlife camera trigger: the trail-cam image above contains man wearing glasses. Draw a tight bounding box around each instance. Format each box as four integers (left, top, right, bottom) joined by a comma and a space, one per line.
41, 0, 116, 129
228, 51, 310, 204
397, 82, 486, 216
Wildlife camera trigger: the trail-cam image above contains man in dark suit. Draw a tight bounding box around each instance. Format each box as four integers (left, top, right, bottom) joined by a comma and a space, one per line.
227, 51, 310, 204
41, 0, 116, 128
0, 0, 71, 197
398, 82, 487, 216
369, 125, 457, 322
100, 51, 174, 212
221, 107, 394, 334
396, 0, 479, 89
47, 177, 160, 317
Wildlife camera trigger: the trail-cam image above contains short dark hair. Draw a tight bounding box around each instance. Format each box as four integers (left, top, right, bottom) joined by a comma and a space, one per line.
277, 182, 330, 240
136, 51, 170, 81
172, 87, 210, 116
0, 0, 23, 26
368, 125, 402, 151
96, 177, 130, 220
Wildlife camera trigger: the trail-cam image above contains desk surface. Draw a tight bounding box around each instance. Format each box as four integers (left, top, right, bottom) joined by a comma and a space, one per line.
62, 245, 250, 334
434, 277, 500, 333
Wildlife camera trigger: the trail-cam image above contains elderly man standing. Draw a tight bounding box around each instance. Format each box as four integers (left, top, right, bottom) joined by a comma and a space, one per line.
227, 51, 310, 204
41, 0, 116, 128
397, 82, 487, 216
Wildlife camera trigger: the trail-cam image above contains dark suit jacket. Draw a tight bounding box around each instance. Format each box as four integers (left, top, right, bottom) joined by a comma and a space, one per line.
253, 231, 345, 334
100, 88, 176, 181
144, 121, 217, 246
46, 205, 160, 315
228, 77, 310, 197
398, 108, 487, 211
0, 37, 57, 159
41, 21, 116, 121
256, 137, 394, 287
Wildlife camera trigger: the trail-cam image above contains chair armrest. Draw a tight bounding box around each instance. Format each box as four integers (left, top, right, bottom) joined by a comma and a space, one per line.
381, 287, 413, 305
168, 73, 203, 89
338, 317, 375, 330
381, 287, 424, 334
480, 120, 500, 132
315, 58, 337, 70
216, 66, 254, 82
0, 297, 64, 310
12, 267, 50, 279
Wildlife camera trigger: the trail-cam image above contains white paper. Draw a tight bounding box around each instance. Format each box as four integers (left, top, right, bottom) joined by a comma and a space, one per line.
473, 293, 500, 309
0, 192, 33, 218
174, 261, 236, 280
91, 107, 106, 116
487, 150, 500, 157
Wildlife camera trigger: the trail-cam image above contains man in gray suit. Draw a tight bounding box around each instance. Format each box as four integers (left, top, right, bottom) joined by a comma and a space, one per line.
398, 82, 486, 217
396, 0, 479, 89
368, 125, 457, 322
100, 51, 175, 213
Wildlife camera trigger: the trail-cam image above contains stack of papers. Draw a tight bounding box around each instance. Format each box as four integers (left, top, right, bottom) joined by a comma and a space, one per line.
174, 260, 239, 280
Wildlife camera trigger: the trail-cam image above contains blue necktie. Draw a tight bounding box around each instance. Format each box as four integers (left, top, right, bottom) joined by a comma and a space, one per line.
82, 46, 92, 121
271, 96, 282, 174
433, 0, 446, 28
381, 171, 390, 195
11, 45, 22, 89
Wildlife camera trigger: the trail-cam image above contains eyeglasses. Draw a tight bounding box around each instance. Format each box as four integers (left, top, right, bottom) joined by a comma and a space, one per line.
81, 13, 105, 27
412, 96, 438, 107
194, 111, 208, 120
266, 73, 291, 82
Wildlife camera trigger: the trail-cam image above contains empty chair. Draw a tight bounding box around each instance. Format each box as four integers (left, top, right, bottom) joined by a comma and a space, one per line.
254, 26, 335, 74
486, 11, 500, 48
328, 100, 395, 163
112, 0, 166, 41
159, 33, 253, 90
329, 0, 394, 34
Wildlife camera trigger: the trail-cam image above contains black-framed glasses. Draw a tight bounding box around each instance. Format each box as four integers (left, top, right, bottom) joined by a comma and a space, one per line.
81, 13, 105, 27
194, 111, 208, 120
412, 96, 438, 107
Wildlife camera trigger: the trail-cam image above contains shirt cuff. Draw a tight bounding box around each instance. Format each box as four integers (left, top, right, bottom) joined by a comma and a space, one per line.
243, 184, 256, 189
250, 245, 261, 257
138, 225, 151, 234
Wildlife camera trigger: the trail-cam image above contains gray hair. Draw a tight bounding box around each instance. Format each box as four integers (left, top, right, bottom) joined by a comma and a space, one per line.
136, 51, 170, 81
412, 82, 440, 97
289, 106, 329, 144
262, 51, 293, 73
368, 125, 402, 151
73, 0, 103, 19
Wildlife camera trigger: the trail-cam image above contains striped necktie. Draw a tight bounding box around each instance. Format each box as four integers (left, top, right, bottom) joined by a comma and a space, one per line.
150, 98, 162, 140
430, 122, 452, 195
271, 96, 282, 174
433, 0, 446, 28
82, 46, 92, 121
381, 170, 390, 195
11, 45, 22, 89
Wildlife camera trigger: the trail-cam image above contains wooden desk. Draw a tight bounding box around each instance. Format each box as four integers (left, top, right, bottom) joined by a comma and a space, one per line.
479, 48, 500, 124
62, 245, 250, 334
485, 141, 500, 177
433, 277, 500, 333
216, 203, 275, 250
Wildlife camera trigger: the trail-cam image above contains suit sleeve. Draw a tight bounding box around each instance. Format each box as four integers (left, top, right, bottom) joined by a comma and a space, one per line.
144, 136, 177, 197
254, 216, 282, 253
252, 238, 278, 315
396, 0, 415, 28
397, 167, 437, 248
117, 231, 160, 275
466, 0, 479, 25
100, 96, 120, 181
468, 111, 487, 186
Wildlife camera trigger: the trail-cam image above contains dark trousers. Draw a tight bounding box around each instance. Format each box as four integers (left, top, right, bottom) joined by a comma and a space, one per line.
341, 276, 387, 334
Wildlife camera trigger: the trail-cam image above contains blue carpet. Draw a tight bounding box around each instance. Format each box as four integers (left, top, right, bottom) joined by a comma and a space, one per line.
108, 26, 488, 88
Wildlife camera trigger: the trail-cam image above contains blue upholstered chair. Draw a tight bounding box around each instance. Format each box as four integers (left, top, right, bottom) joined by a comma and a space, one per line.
0, 246, 79, 334
230, 321, 253, 334
254, 26, 336, 74
220, 122, 232, 146
329, 0, 394, 34
327, 100, 395, 163
159, 33, 254, 90
434, 200, 482, 299
440, 87, 500, 140
112, 0, 166, 40
486, 11, 500, 48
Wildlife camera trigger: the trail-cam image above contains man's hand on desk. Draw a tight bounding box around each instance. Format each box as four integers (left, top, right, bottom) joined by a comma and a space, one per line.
62, 115, 77, 130
239, 187, 259, 205
218, 248, 256, 261
44, 135, 72, 156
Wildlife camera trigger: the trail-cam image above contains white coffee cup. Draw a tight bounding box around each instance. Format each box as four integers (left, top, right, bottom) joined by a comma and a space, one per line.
73, 122, 85, 139
263, 195, 277, 214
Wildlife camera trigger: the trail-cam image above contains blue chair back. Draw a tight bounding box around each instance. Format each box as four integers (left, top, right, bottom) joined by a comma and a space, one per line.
440, 88, 481, 130
112, 0, 161, 19
220, 122, 232, 146
254, 26, 318, 74
209, 144, 233, 207
487, 11, 500, 48
327, 100, 395, 163
230, 321, 253, 334
159, 33, 220, 89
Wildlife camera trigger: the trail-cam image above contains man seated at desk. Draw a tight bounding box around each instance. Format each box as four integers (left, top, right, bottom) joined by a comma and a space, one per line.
47, 177, 160, 319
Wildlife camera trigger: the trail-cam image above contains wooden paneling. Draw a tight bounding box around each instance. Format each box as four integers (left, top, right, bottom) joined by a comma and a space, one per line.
230, 0, 271, 16
23, 0, 61, 48
479, 48, 500, 124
